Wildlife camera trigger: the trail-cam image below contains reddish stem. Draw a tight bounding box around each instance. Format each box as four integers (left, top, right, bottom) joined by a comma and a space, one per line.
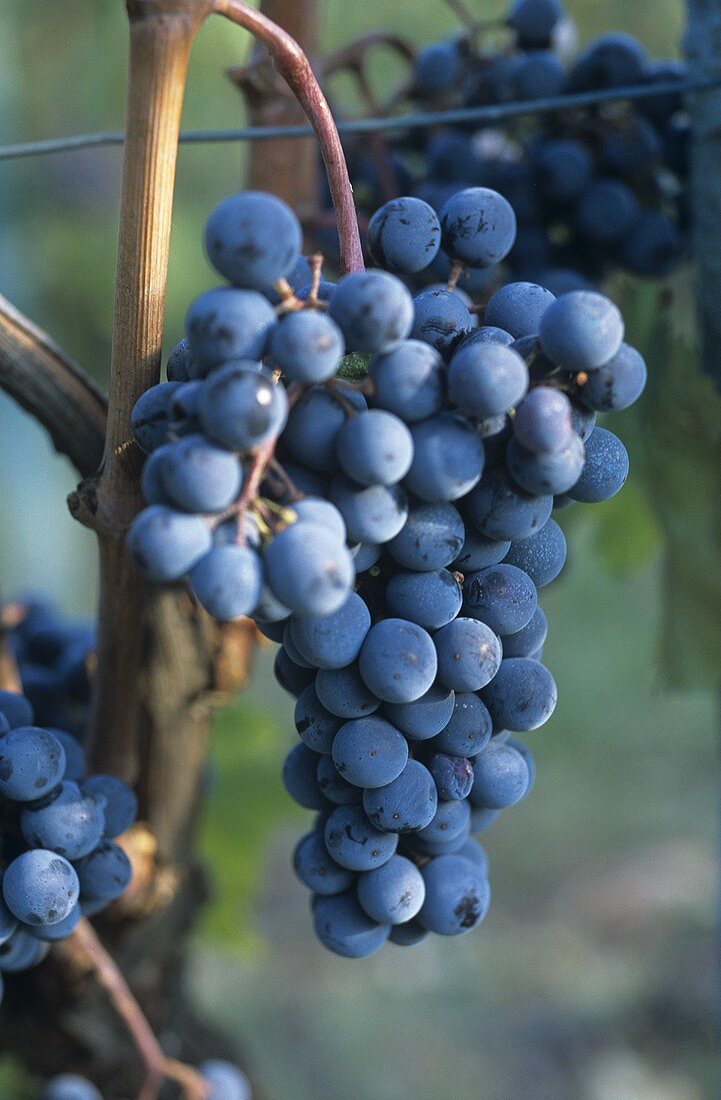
213, 0, 364, 275
63, 920, 209, 1100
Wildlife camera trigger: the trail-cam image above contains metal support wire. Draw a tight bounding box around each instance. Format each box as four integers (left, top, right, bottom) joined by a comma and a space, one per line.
0, 75, 717, 162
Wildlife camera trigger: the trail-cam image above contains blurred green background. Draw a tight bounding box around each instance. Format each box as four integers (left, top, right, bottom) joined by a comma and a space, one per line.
0, 1, 717, 1098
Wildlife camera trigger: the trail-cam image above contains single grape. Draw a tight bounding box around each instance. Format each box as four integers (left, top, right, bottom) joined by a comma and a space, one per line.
533, 140, 594, 203
282, 743, 326, 810
329, 476, 409, 544
204, 191, 302, 289
439, 187, 517, 268
382, 684, 456, 742
323, 805, 398, 870
428, 753, 475, 801
448, 342, 529, 419
0, 727, 66, 801
316, 754, 363, 805
74, 842, 132, 902
359, 619, 437, 704
160, 434, 243, 514
274, 648, 315, 698
264, 521, 354, 617
580, 343, 647, 412
513, 387, 574, 454
81, 775, 138, 839
0, 690, 34, 729
469, 742, 531, 808
185, 287, 276, 371
575, 178, 641, 244
357, 854, 426, 924
430, 692, 493, 757
332, 716, 409, 789
312, 890, 390, 958
484, 282, 556, 339
404, 413, 485, 502
269, 310, 345, 383
410, 288, 472, 360
41, 1076, 103, 1100
20, 781, 105, 860
415, 796, 471, 845
434, 617, 503, 692
418, 854, 490, 935
503, 519, 566, 586
389, 918, 428, 946
329, 270, 414, 353
199, 363, 288, 451
336, 410, 414, 487
3, 849, 79, 926
166, 337, 202, 383
567, 427, 629, 503
289, 497, 347, 543
414, 40, 464, 94
539, 291, 624, 371
190, 545, 263, 621
293, 829, 355, 895
452, 528, 511, 572
290, 592, 371, 671
501, 605, 549, 658
315, 663, 381, 719
131, 382, 181, 454
464, 468, 552, 541
482, 657, 557, 731
387, 501, 465, 571
385, 569, 462, 630
368, 197, 441, 274
369, 340, 445, 423
511, 49, 565, 99
506, 432, 585, 495
140, 444, 172, 505
198, 1059, 252, 1100
362, 760, 438, 833
294, 685, 340, 755
127, 505, 212, 582
462, 563, 538, 636
48, 730, 86, 784
507, 0, 563, 47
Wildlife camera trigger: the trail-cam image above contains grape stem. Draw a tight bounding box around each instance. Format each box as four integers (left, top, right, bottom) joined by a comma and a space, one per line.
212, 0, 365, 275
61, 919, 209, 1100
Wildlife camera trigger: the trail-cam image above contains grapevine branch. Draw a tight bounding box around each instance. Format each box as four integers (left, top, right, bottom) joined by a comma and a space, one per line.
0, 293, 106, 478
213, 0, 365, 275
60, 919, 209, 1100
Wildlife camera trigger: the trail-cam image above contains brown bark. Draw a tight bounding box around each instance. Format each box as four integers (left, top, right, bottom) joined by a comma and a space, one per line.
0, 293, 106, 478
236, 0, 319, 215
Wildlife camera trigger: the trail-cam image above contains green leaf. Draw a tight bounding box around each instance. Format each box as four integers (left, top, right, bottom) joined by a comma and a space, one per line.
198, 699, 299, 953
589, 479, 662, 576
337, 352, 371, 380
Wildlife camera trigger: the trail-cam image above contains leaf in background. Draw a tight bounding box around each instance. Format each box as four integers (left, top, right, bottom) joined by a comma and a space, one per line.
199, 698, 299, 952
618, 274, 721, 689
589, 479, 662, 576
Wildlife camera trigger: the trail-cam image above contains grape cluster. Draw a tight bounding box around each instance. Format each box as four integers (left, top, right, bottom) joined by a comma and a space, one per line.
126, 180, 644, 957
8, 599, 94, 736
332, 0, 687, 288
40, 1059, 251, 1100
0, 688, 136, 997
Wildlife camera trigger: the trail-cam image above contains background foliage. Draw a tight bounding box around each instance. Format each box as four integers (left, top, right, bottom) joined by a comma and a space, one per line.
0, 1, 716, 1098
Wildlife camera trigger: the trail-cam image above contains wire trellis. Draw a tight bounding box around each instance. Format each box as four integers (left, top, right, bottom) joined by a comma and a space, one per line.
0, 76, 716, 162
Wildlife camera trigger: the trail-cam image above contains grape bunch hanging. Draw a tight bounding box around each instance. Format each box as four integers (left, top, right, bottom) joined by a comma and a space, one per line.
127, 179, 644, 958
326, 0, 687, 291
